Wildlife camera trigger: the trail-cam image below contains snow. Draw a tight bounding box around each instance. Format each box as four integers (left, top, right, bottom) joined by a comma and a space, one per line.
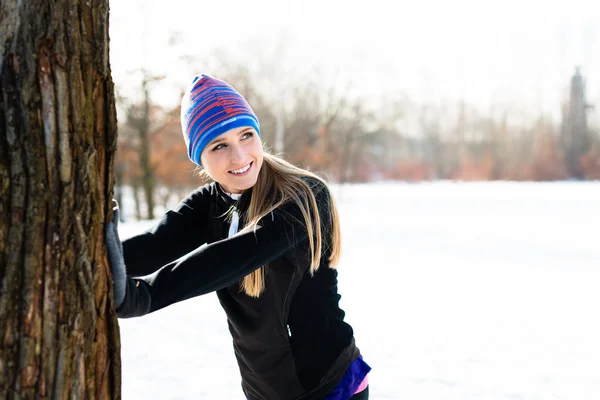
118, 181, 600, 399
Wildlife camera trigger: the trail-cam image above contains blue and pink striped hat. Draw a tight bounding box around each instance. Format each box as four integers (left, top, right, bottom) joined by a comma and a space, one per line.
180, 74, 260, 165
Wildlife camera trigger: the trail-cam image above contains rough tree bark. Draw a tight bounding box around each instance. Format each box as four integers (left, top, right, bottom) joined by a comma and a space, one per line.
0, 0, 121, 399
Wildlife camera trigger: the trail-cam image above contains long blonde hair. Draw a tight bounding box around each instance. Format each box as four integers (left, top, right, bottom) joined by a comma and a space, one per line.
200, 152, 341, 297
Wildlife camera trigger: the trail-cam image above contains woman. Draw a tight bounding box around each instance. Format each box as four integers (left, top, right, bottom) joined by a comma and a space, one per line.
106, 74, 370, 399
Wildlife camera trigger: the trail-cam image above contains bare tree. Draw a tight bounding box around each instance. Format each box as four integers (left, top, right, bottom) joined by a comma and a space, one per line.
1, 0, 121, 398
561, 67, 593, 178
123, 70, 165, 219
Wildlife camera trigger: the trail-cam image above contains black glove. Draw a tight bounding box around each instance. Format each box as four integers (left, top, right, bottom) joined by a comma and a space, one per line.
105, 199, 127, 309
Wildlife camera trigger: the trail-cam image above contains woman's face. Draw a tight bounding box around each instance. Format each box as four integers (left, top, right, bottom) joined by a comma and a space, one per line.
200, 126, 263, 194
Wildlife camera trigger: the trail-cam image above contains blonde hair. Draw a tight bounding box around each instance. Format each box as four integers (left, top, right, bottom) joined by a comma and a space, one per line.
198, 152, 341, 297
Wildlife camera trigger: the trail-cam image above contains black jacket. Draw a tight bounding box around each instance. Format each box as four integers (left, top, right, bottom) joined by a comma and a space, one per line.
117, 178, 360, 400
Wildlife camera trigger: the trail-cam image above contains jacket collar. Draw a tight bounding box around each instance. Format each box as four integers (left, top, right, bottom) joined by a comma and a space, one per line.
215, 182, 252, 212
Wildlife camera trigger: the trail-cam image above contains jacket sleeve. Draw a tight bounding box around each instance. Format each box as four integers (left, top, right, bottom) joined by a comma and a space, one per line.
121, 185, 211, 277
116, 180, 332, 318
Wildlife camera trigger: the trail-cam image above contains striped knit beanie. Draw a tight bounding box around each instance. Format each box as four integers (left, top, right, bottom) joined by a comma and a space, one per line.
180, 74, 260, 165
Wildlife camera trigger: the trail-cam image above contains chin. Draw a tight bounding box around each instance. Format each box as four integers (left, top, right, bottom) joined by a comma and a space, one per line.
240, 176, 259, 191
221, 161, 262, 193
222, 176, 258, 194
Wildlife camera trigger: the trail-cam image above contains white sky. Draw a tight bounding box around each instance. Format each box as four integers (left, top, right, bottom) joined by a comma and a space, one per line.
109, 0, 600, 123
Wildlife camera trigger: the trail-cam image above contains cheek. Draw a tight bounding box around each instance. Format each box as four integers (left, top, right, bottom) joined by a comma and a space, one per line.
251, 139, 264, 159
200, 153, 223, 177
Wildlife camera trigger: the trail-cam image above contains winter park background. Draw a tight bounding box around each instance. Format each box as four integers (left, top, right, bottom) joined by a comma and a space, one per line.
107, 0, 600, 398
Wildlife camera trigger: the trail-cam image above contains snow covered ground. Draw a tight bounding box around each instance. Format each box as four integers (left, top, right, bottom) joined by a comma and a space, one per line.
118, 181, 600, 399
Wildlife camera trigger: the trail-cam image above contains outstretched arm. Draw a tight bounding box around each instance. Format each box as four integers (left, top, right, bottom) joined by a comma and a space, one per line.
116, 182, 331, 318
121, 185, 212, 277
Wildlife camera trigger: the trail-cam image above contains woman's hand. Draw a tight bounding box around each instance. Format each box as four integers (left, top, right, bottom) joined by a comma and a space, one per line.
105, 199, 127, 308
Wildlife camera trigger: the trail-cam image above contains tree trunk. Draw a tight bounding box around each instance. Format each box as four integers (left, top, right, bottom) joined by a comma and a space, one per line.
0, 0, 121, 399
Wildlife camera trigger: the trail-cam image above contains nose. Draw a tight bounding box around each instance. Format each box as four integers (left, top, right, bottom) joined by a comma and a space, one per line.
230, 143, 247, 165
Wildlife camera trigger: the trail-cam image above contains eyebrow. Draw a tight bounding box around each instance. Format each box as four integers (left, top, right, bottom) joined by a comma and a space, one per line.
207, 128, 254, 147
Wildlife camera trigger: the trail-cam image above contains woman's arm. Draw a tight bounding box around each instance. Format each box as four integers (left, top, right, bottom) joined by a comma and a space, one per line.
116, 181, 331, 318
121, 184, 212, 277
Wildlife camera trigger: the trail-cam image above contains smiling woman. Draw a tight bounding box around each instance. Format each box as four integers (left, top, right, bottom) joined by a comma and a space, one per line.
201, 127, 263, 194
105, 75, 371, 399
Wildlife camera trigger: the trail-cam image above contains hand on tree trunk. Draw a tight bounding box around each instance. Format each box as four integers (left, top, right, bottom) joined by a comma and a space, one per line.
105, 199, 127, 308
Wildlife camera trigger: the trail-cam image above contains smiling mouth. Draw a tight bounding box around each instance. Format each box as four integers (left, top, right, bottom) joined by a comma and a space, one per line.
229, 161, 253, 175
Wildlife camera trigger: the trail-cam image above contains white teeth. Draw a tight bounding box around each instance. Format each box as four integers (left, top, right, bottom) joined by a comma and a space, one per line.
230, 163, 251, 174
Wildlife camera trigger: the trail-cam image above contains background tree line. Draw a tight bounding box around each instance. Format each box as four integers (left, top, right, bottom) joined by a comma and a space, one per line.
115, 58, 599, 220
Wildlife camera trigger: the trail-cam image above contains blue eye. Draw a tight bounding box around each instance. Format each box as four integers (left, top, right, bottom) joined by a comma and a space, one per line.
242, 132, 253, 140
212, 143, 226, 151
